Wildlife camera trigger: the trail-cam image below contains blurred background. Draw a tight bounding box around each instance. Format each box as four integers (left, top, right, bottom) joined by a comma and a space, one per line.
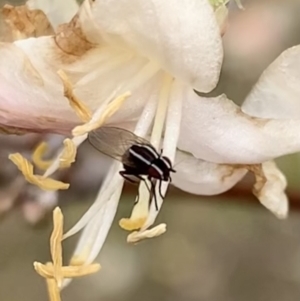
0, 0, 300, 300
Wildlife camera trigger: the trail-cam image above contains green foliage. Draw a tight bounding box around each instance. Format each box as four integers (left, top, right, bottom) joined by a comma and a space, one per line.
209, 0, 243, 10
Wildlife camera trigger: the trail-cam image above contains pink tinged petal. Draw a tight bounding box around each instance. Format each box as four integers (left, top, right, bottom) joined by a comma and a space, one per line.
172, 150, 247, 195
251, 161, 288, 219
26, 0, 79, 30
0, 42, 78, 133
242, 45, 300, 119
178, 90, 300, 164
0, 32, 156, 132
91, 0, 223, 92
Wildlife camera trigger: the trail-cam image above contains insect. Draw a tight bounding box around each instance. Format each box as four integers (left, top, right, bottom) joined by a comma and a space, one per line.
88, 126, 176, 209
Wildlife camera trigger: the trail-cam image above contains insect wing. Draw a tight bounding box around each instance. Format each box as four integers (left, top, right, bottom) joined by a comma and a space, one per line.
88, 126, 150, 163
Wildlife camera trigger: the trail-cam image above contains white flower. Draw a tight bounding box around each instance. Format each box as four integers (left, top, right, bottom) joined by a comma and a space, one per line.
1, 0, 300, 288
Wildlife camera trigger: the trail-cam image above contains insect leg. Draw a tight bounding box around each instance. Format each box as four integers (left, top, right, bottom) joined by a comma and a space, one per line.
157, 179, 165, 200
119, 170, 139, 184
136, 176, 152, 194
150, 180, 159, 211
133, 178, 151, 206
134, 191, 140, 205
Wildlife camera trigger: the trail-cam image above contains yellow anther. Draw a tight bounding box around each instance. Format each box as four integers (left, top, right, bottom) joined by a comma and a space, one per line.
119, 217, 147, 231
127, 224, 167, 243
34, 262, 100, 279
50, 208, 64, 288
9, 153, 69, 190
57, 69, 92, 123
59, 138, 77, 168
32, 142, 53, 170
119, 182, 150, 231
34, 207, 101, 301
46, 276, 61, 301
72, 91, 131, 136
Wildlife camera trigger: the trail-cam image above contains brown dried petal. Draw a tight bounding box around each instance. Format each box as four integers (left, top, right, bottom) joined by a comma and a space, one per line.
2, 4, 54, 41
246, 161, 288, 219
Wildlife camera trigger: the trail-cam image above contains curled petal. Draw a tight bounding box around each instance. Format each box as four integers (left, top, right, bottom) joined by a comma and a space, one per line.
91, 0, 223, 92
242, 45, 300, 119
179, 91, 300, 164
248, 161, 288, 219
172, 150, 247, 195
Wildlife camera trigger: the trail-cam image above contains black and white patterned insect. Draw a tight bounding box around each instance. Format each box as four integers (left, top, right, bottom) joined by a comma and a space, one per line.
88, 126, 176, 209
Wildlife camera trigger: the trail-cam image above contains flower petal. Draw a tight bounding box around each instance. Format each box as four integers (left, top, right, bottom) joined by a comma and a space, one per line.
242, 45, 300, 119
250, 161, 288, 219
0, 33, 159, 133
0, 42, 78, 133
26, 0, 79, 30
91, 0, 223, 92
172, 150, 247, 195
2, 3, 54, 40
178, 90, 300, 164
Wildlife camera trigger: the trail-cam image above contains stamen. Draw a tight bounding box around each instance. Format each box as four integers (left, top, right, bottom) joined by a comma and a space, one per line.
44, 135, 87, 178
44, 61, 160, 180
57, 69, 92, 122
69, 214, 107, 266
9, 153, 69, 190
127, 223, 167, 243
50, 207, 64, 288
46, 275, 61, 301
32, 142, 53, 170
119, 73, 173, 231
59, 138, 77, 168
62, 163, 122, 240
34, 262, 100, 278
34, 207, 101, 300
143, 80, 183, 229
62, 92, 159, 279
43, 90, 129, 178
150, 74, 174, 147
72, 91, 131, 136
68, 182, 122, 268
119, 180, 149, 230
63, 86, 159, 239
125, 80, 184, 242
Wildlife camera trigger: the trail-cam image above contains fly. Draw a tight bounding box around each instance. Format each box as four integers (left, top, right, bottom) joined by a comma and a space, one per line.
87, 126, 176, 210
